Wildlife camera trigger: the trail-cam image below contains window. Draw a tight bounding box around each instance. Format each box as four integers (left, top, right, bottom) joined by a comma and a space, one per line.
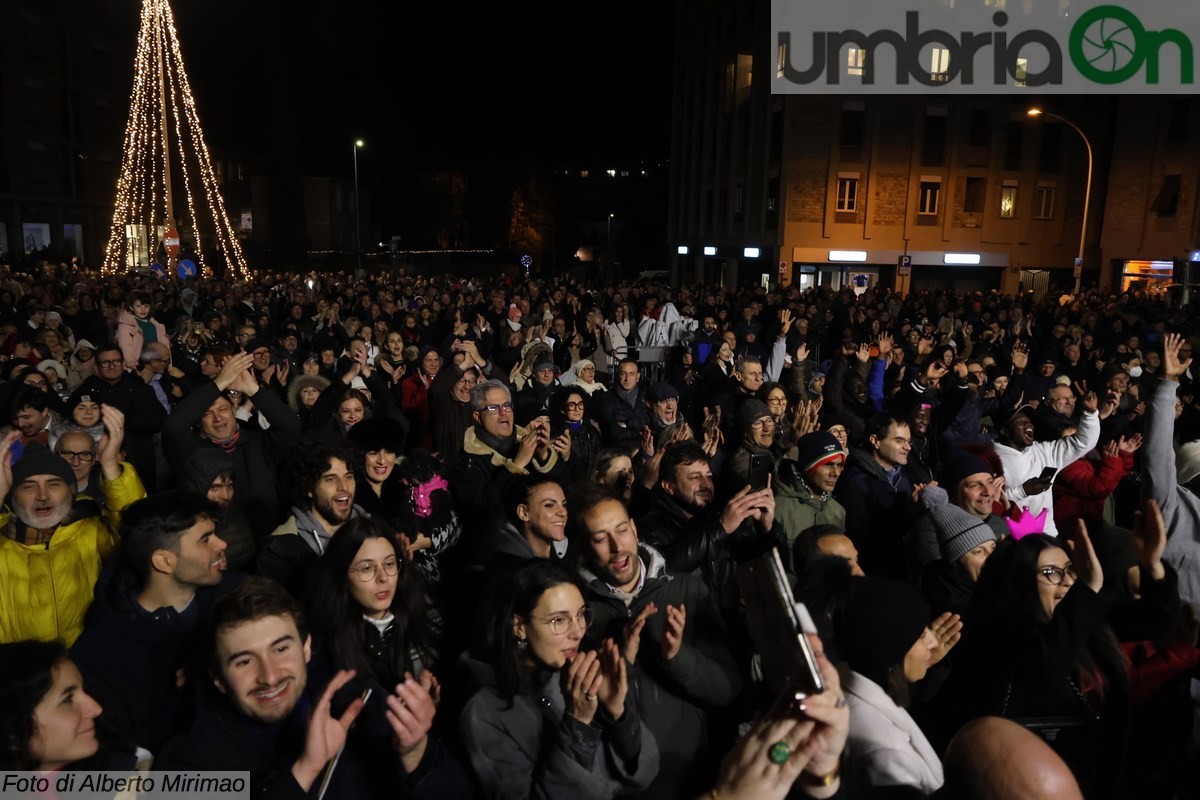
1038, 124, 1062, 172
967, 109, 991, 147
724, 63, 735, 113
1013, 58, 1028, 87
776, 42, 787, 79
1034, 184, 1055, 219
964, 177, 986, 214
836, 176, 859, 212
919, 180, 941, 215
930, 48, 950, 82
1000, 184, 1018, 218
1004, 120, 1025, 171
923, 110, 947, 166
1152, 174, 1181, 217
22, 223, 51, 252
840, 106, 865, 149
1167, 99, 1190, 143
847, 48, 866, 77
767, 178, 780, 215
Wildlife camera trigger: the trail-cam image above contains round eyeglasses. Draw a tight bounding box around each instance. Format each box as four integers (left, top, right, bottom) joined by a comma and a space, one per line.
534, 607, 594, 635
1037, 564, 1076, 586
349, 558, 400, 582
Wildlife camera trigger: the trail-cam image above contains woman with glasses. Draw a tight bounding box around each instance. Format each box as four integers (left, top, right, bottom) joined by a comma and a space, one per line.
931, 528, 1128, 796
307, 516, 440, 690
548, 386, 602, 481
460, 559, 658, 800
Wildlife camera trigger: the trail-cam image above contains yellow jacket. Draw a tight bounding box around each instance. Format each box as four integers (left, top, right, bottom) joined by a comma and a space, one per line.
0, 462, 146, 645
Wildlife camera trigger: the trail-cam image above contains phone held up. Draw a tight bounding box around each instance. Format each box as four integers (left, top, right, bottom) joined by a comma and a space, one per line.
736, 549, 825, 696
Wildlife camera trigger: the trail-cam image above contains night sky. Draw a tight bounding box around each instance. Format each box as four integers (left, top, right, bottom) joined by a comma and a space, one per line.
170, 0, 678, 175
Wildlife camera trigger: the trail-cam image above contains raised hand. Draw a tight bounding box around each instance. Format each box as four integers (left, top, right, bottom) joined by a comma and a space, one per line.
795, 342, 810, 363
928, 612, 963, 665
386, 673, 436, 772
855, 343, 870, 363
0, 429, 20, 501
662, 604, 687, 661
1163, 332, 1193, 380
877, 332, 894, 354
1010, 343, 1029, 371
551, 432, 572, 462
1119, 433, 1143, 453
1132, 499, 1167, 582
596, 639, 629, 719
290, 670, 366, 792
1065, 519, 1103, 594
621, 602, 657, 664
214, 351, 255, 392
561, 650, 604, 726
778, 309, 793, 337
97, 405, 126, 479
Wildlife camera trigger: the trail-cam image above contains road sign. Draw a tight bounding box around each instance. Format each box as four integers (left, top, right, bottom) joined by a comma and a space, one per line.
163, 226, 180, 257
177, 259, 197, 279
898, 254, 912, 276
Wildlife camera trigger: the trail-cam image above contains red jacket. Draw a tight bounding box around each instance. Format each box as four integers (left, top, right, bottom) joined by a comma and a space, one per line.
1053, 450, 1133, 532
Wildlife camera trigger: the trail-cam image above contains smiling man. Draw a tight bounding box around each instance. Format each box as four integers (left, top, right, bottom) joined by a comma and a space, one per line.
158, 576, 469, 800
257, 440, 367, 596
163, 350, 302, 537
994, 396, 1102, 538
71, 491, 241, 753
570, 483, 741, 798
0, 406, 145, 645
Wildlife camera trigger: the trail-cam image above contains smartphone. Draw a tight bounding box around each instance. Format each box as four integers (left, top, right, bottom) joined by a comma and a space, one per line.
748, 454, 771, 492
1038, 466, 1057, 482
736, 550, 825, 695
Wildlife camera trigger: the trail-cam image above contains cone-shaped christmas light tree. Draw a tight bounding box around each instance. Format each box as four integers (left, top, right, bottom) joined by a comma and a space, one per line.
102, 0, 248, 278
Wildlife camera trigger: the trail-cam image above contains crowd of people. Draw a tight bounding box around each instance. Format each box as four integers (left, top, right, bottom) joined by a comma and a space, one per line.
0, 261, 1198, 800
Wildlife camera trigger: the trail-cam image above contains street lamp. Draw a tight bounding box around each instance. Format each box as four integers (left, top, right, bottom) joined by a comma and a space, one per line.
607, 213, 614, 265
1028, 107, 1092, 294
353, 139, 364, 270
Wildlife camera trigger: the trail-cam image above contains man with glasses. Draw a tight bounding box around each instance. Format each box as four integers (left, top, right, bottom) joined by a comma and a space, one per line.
54, 429, 101, 498
71, 491, 239, 753
569, 482, 741, 798
451, 379, 566, 537
78, 343, 167, 492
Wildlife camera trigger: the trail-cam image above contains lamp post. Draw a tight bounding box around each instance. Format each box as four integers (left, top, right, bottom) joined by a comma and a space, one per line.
607, 213, 614, 265
353, 139, 363, 270
1027, 108, 1092, 295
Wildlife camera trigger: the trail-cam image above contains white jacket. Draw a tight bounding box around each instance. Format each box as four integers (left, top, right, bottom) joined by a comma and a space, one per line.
994, 409, 1099, 537
842, 669, 944, 796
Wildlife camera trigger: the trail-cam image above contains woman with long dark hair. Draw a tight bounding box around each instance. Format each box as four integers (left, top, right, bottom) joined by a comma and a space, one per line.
932, 528, 1129, 798
306, 516, 439, 688
0, 640, 108, 771
459, 560, 658, 800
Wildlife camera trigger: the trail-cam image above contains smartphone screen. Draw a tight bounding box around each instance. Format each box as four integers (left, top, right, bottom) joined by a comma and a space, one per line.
748, 454, 771, 492
1039, 466, 1057, 481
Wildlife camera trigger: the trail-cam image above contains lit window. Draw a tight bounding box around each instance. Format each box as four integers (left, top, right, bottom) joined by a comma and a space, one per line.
580, 170, 589, 178
919, 181, 941, 215
1000, 185, 1017, 218
836, 177, 859, 212
930, 48, 950, 82
607, 169, 616, 177
1014, 58, 1028, 88
847, 48, 866, 77
1034, 186, 1055, 219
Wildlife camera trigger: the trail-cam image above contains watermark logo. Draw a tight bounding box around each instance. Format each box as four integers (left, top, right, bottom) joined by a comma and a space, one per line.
772, 0, 1198, 94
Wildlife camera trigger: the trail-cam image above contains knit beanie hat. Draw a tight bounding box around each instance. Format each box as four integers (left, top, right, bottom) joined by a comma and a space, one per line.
794, 431, 845, 475
921, 485, 997, 564
832, 576, 930, 689
738, 399, 773, 434
11, 442, 76, 491
941, 448, 995, 490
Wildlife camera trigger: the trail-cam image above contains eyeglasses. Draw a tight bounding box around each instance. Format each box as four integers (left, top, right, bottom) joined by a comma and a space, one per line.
1038, 564, 1076, 586
59, 450, 95, 462
766, 396, 788, 405
481, 401, 514, 415
565, 401, 586, 411
349, 558, 400, 582
750, 417, 776, 430
98, 358, 124, 367
534, 607, 595, 635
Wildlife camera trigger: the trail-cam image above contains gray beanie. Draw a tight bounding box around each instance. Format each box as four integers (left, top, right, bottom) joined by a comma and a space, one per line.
922, 485, 996, 564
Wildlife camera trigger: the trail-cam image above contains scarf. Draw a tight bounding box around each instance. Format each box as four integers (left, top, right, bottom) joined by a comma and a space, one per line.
476, 426, 517, 458
207, 427, 242, 453
615, 385, 639, 410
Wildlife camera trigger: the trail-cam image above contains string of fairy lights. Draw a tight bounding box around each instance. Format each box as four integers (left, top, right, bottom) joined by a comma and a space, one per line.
102, 0, 249, 279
